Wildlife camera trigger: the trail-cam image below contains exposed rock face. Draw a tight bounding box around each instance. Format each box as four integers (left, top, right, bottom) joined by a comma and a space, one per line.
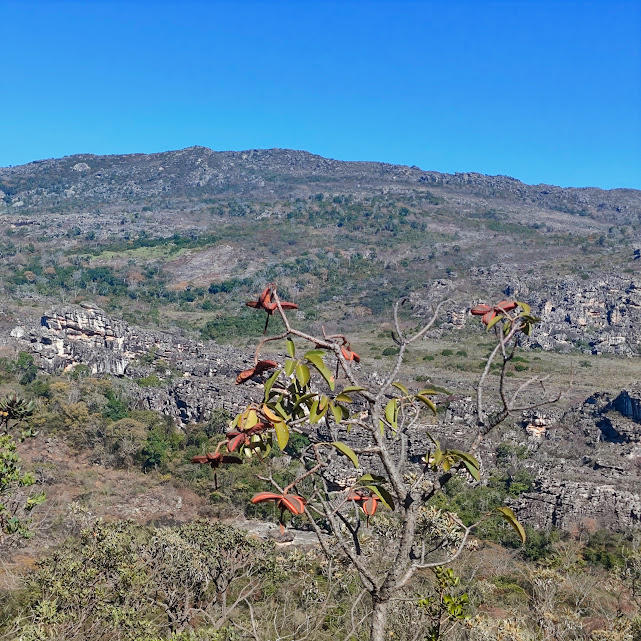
510, 390, 641, 532
12, 304, 261, 424
470, 266, 641, 355
514, 481, 641, 533
612, 389, 641, 425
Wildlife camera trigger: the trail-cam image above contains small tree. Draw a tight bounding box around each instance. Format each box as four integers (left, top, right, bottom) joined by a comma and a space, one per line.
193, 286, 559, 640
0, 394, 45, 545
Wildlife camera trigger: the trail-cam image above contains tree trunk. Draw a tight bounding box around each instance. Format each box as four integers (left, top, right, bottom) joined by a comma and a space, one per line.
370, 597, 389, 641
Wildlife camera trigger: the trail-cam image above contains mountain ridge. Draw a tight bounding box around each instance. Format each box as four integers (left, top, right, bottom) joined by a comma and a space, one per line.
1, 147, 639, 225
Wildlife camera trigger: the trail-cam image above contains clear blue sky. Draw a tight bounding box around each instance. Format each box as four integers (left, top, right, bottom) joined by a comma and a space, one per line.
2, 0, 640, 189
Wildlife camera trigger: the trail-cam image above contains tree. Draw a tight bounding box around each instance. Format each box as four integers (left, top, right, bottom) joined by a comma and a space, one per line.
0, 394, 45, 545
191, 287, 559, 640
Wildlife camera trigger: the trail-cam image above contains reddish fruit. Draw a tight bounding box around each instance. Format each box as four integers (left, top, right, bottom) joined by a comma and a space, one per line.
347, 490, 380, 526
470, 304, 492, 316
362, 496, 379, 517
190, 452, 241, 469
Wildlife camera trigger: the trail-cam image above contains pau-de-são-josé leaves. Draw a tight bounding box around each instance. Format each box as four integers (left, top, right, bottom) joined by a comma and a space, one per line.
415, 390, 438, 415
357, 474, 395, 510
384, 398, 399, 431
274, 419, 290, 450
426, 447, 480, 482
496, 506, 527, 543
286, 337, 296, 358
304, 351, 335, 391
330, 441, 359, 468
391, 382, 409, 396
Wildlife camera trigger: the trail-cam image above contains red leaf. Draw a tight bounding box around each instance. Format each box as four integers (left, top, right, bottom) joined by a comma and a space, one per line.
227, 433, 247, 452
190, 455, 209, 464
254, 360, 278, 375
495, 300, 517, 313
482, 310, 497, 325
250, 492, 306, 515
341, 345, 361, 363
362, 496, 379, 517
470, 304, 492, 316
251, 492, 284, 505
281, 495, 306, 515
236, 360, 278, 385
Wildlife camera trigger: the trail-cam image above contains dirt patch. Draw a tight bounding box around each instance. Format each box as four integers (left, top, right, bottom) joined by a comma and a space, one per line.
164, 245, 259, 287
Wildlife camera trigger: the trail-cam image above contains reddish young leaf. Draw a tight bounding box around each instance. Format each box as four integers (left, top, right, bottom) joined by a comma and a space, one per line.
470, 304, 492, 316
250, 492, 306, 515
227, 432, 247, 452
494, 300, 518, 313
340, 344, 361, 363
362, 496, 379, 517
236, 360, 278, 385
482, 310, 497, 326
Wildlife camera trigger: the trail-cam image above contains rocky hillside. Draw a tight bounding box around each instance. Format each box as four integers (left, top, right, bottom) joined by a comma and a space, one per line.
5, 304, 641, 533
2, 147, 640, 223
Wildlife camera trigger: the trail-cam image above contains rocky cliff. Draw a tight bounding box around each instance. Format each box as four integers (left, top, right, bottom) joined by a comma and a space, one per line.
9, 303, 259, 424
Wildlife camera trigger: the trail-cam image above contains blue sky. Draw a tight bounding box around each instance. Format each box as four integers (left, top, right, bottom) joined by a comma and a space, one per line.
1, 0, 640, 189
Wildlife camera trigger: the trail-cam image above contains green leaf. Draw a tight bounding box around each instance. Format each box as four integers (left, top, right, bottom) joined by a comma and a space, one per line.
516, 300, 531, 316
263, 369, 281, 401
448, 449, 480, 467
309, 398, 320, 423
330, 441, 359, 468
392, 382, 409, 396
418, 389, 438, 396
284, 358, 296, 377
357, 474, 387, 484
335, 393, 353, 403
385, 398, 398, 429
286, 338, 296, 358
274, 401, 290, 421
292, 392, 318, 412
497, 506, 526, 543
363, 484, 395, 510
274, 420, 290, 450
295, 363, 311, 387
446, 450, 481, 482
303, 349, 326, 358
485, 314, 503, 331
342, 385, 367, 393
416, 394, 437, 414
305, 353, 335, 391
462, 459, 481, 481
331, 402, 342, 424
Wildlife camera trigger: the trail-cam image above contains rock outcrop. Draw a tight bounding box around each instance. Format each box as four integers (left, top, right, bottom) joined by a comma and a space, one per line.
510, 389, 641, 532
11, 303, 261, 424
